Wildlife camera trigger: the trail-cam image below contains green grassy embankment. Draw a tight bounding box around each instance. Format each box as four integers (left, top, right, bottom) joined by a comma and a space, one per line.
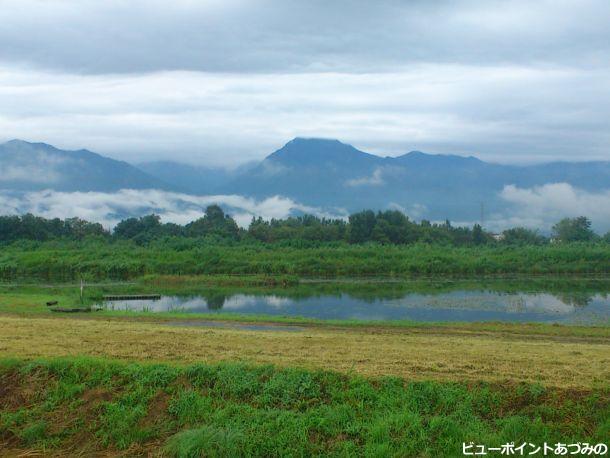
1, 358, 608, 456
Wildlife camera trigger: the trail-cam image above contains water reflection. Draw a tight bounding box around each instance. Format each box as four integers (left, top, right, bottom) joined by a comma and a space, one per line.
101, 284, 610, 325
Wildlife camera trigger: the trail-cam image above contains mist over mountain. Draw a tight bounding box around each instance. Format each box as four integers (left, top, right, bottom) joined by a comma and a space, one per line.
1, 138, 609, 228
146, 137, 607, 222
0, 140, 173, 192
137, 161, 256, 195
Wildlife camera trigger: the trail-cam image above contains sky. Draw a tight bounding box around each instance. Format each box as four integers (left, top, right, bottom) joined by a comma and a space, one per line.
1, 0, 610, 166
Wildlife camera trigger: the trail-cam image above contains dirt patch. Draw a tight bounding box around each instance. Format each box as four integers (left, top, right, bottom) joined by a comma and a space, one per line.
0, 371, 25, 410
70, 386, 115, 435
139, 391, 171, 429
82, 388, 113, 409
484, 381, 607, 417
0, 370, 47, 413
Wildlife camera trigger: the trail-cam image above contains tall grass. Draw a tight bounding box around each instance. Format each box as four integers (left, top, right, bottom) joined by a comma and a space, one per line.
1, 240, 609, 280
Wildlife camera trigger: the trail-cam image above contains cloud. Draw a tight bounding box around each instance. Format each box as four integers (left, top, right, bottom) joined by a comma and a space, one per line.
0, 150, 67, 183
485, 183, 610, 233
259, 161, 289, 177
1, 184, 609, 234
387, 202, 428, 220
0, 189, 346, 229
0, 166, 59, 184
0, 1, 608, 74
2, 63, 608, 166
0, 2, 609, 165
346, 168, 385, 187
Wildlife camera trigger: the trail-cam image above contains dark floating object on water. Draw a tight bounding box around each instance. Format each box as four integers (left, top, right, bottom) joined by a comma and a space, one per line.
46, 300, 58, 306
103, 294, 161, 301
50, 307, 91, 313
50, 306, 103, 313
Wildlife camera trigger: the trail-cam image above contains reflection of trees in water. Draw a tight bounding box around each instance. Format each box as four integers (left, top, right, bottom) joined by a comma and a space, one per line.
205, 294, 227, 310
195, 280, 607, 310
269, 280, 610, 304
557, 293, 592, 308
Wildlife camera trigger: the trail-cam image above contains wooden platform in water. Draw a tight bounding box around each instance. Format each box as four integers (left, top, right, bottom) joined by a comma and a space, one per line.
102, 294, 161, 301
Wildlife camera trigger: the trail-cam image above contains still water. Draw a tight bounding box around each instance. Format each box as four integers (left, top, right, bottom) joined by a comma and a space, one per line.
102, 285, 610, 325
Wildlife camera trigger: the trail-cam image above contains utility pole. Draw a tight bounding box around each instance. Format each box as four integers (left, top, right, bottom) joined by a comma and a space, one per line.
480, 202, 485, 228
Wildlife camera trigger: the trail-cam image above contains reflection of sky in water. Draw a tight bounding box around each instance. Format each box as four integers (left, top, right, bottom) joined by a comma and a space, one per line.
223, 295, 293, 310
102, 291, 610, 325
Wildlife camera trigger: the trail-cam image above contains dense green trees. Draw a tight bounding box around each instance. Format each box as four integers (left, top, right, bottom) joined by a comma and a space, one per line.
185, 205, 240, 239
0, 214, 106, 242
551, 217, 596, 242
1, 209, 608, 247
113, 215, 184, 245
501, 227, 546, 245
247, 215, 347, 243
107, 205, 239, 244
471, 224, 485, 245
348, 210, 376, 243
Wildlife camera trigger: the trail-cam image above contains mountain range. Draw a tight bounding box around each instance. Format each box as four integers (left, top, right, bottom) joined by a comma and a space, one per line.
1, 138, 609, 221
0, 139, 171, 192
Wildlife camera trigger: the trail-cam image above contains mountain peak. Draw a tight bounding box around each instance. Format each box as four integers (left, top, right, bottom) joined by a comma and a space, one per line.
267, 137, 377, 166
4, 139, 29, 145
4, 139, 51, 147
287, 137, 343, 145
3, 139, 32, 148
0, 139, 61, 156
403, 150, 426, 157
0, 140, 108, 161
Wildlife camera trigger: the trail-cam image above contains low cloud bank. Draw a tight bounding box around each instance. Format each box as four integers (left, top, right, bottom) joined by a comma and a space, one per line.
484, 183, 610, 233
0, 183, 609, 234
345, 168, 385, 187
0, 189, 346, 229
0, 150, 67, 184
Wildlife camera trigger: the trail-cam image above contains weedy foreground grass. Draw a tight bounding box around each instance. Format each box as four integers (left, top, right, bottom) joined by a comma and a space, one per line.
0, 358, 608, 457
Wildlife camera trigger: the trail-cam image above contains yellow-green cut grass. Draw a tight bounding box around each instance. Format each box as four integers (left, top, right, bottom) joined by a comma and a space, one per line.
0, 316, 607, 388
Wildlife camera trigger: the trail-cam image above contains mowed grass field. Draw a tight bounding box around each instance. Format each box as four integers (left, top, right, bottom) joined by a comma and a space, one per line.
0, 290, 609, 456
0, 315, 609, 388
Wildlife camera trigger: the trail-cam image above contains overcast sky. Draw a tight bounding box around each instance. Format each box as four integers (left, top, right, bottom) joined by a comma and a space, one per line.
1, 0, 609, 166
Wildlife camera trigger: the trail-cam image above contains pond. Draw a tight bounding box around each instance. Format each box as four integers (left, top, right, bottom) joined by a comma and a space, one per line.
100, 282, 610, 325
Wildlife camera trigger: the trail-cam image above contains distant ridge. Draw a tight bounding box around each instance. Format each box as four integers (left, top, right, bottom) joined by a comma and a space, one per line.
2, 138, 609, 222
216, 138, 610, 220
0, 140, 174, 192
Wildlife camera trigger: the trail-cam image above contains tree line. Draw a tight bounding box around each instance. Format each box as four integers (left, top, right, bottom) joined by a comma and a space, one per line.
0, 205, 608, 246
